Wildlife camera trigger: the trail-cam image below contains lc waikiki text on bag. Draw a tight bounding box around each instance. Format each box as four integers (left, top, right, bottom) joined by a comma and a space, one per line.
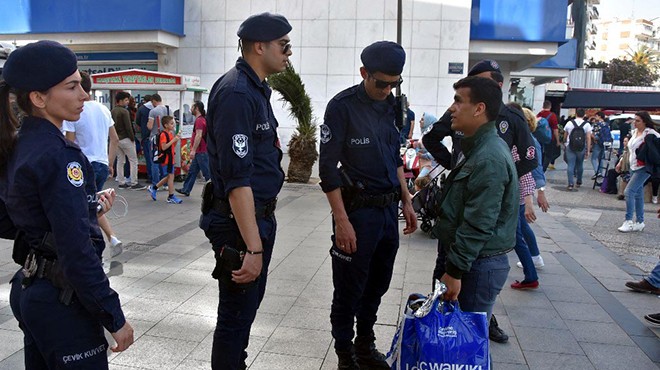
387, 281, 490, 370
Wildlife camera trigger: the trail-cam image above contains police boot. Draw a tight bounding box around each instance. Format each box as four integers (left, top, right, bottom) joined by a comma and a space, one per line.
335, 346, 360, 370
354, 334, 389, 369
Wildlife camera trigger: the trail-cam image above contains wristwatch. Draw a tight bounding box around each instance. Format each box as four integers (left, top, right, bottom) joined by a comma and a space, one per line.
538, 187, 546, 192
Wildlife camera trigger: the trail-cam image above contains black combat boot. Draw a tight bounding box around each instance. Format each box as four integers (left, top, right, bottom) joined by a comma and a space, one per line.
354, 334, 389, 369
336, 346, 360, 370
489, 314, 509, 343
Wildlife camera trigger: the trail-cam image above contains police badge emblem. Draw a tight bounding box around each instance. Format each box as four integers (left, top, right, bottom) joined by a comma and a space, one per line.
320, 124, 332, 144
66, 162, 84, 187
499, 121, 509, 134
232, 134, 248, 158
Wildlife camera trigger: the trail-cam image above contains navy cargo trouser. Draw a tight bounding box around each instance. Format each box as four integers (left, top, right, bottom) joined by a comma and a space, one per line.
330, 204, 399, 350
203, 213, 276, 370
10, 270, 109, 369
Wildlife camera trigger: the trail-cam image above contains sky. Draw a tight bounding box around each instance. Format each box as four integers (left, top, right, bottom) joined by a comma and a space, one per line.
597, 0, 660, 22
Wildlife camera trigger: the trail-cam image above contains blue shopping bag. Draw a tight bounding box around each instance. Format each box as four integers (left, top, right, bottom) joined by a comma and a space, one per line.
387, 283, 490, 370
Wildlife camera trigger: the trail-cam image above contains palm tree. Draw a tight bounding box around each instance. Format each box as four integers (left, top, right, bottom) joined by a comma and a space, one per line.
626, 45, 659, 70
268, 63, 318, 183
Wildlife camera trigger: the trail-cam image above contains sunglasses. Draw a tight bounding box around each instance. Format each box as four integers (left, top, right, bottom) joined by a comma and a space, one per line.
280, 43, 292, 54
368, 73, 403, 89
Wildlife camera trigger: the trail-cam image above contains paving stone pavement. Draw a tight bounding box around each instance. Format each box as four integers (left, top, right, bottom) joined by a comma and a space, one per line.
0, 177, 657, 370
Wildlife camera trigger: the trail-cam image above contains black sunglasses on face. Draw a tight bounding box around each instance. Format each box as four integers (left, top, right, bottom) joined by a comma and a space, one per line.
368, 73, 403, 89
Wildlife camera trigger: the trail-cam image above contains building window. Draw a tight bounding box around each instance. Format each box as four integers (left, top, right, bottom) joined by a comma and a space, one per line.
619, 43, 629, 50
621, 31, 630, 38
602, 32, 608, 40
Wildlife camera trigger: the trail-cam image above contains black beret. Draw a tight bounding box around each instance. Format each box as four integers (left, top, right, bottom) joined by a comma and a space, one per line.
2, 40, 78, 92
467, 59, 501, 76
237, 12, 292, 42
361, 41, 406, 76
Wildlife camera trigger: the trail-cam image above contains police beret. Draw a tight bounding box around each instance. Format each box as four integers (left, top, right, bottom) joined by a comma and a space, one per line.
237, 12, 292, 42
467, 59, 501, 76
2, 40, 78, 92
360, 41, 406, 76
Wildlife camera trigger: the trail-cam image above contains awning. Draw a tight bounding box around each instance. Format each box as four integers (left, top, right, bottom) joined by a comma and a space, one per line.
562, 89, 660, 110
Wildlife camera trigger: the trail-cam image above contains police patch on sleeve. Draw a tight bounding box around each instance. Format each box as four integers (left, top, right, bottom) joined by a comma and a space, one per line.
525, 146, 536, 160
320, 124, 332, 144
499, 121, 509, 134
232, 134, 248, 158
67, 162, 84, 187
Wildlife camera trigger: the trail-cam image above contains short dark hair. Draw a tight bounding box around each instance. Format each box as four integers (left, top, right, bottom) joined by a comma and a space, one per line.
636, 111, 654, 128
79, 71, 92, 94
576, 108, 585, 117
490, 71, 504, 84
142, 95, 152, 102
506, 101, 523, 113
115, 91, 130, 103
161, 115, 174, 126
595, 111, 605, 120
453, 76, 502, 122
543, 100, 551, 109
151, 93, 162, 102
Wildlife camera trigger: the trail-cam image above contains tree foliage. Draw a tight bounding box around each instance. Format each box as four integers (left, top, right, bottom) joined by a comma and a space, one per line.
587, 58, 658, 86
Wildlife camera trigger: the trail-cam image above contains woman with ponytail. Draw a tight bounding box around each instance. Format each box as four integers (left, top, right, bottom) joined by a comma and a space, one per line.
0, 40, 133, 369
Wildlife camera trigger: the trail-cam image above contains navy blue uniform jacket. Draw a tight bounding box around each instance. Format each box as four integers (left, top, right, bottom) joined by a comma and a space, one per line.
0, 117, 125, 332
319, 83, 403, 194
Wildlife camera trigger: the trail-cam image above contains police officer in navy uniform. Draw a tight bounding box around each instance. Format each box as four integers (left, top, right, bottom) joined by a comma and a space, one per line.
319, 41, 417, 370
199, 13, 291, 370
422, 59, 537, 344
0, 40, 133, 369
423, 59, 537, 177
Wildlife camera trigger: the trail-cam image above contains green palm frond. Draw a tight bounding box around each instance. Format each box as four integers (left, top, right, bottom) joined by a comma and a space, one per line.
268, 63, 317, 139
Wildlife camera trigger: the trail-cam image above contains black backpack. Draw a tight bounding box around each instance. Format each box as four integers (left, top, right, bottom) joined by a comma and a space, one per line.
151, 130, 172, 164
568, 120, 587, 152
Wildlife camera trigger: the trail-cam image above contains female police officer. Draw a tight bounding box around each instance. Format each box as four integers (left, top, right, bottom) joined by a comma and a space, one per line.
0, 40, 133, 369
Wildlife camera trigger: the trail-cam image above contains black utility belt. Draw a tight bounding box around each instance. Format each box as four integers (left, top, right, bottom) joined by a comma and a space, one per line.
354, 190, 401, 208
477, 248, 513, 260
211, 197, 278, 219
22, 250, 75, 305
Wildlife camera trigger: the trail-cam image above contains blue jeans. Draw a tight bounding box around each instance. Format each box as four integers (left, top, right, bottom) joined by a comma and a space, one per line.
181, 152, 211, 194
433, 245, 510, 322
565, 147, 585, 186
141, 137, 152, 183
624, 169, 651, 222
90, 161, 109, 192
591, 143, 603, 174
646, 261, 660, 288
514, 204, 538, 283
331, 205, 399, 350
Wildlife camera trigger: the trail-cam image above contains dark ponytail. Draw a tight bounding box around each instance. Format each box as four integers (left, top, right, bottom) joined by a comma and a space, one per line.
193, 101, 206, 117
0, 81, 19, 172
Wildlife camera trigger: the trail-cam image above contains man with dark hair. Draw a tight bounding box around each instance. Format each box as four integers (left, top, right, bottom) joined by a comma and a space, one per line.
537, 100, 560, 171
200, 12, 292, 370
431, 76, 517, 348
564, 108, 592, 190
135, 94, 153, 183
176, 101, 210, 196
319, 40, 417, 369
111, 91, 143, 189
422, 59, 536, 343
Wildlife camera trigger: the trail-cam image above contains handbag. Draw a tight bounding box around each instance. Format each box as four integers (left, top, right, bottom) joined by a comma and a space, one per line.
387, 281, 490, 370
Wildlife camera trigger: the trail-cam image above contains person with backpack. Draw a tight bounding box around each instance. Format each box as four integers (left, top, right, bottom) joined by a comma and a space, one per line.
147, 116, 183, 204
563, 108, 592, 191
590, 111, 612, 178
537, 100, 560, 171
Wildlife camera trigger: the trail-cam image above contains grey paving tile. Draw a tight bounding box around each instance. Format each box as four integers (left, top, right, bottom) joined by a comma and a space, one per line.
491, 363, 530, 370
250, 312, 285, 338
174, 358, 211, 370
163, 268, 214, 286
111, 335, 198, 370
265, 279, 308, 297
580, 342, 658, 370
551, 301, 614, 322
249, 351, 323, 370
150, 242, 200, 256
258, 294, 298, 315
261, 327, 331, 358
499, 288, 553, 308
175, 292, 219, 318
523, 351, 595, 370
505, 306, 568, 330
514, 327, 584, 355
490, 336, 526, 364
542, 284, 598, 304
0, 349, 23, 369
120, 297, 180, 323
565, 320, 635, 346
280, 306, 332, 331
146, 312, 215, 342
139, 281, 203, 303
0, 329, 23, 362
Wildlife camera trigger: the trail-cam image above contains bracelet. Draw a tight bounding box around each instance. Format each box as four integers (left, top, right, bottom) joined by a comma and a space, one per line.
245, 249, 263, 255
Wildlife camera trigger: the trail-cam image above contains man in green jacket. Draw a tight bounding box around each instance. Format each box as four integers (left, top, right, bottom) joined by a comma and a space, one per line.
431, 76, 518, 321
